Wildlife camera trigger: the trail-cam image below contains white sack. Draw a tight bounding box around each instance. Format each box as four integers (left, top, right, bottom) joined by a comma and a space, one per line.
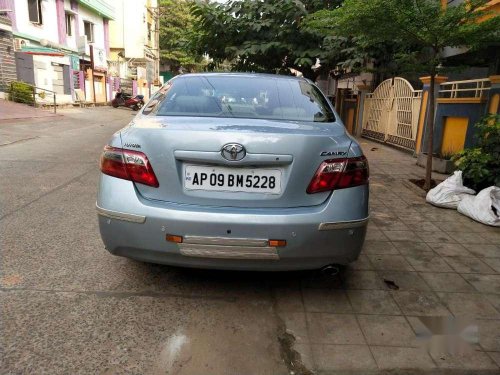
426, 171, 476, 209
457, 186, 500, 227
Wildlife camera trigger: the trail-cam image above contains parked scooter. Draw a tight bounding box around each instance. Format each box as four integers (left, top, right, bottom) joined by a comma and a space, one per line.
111, 91, 145, 111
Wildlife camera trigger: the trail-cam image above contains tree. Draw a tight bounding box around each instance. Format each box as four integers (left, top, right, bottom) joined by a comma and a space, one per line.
305, 0, 500, 190
159, 0, 205, 72
190, 0, 343, 80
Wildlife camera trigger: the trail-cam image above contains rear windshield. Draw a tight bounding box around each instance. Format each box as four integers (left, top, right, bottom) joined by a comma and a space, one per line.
144, 75, 336, 122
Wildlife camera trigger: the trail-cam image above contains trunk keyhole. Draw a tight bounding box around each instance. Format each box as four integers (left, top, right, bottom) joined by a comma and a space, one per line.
227, 229, 231, 234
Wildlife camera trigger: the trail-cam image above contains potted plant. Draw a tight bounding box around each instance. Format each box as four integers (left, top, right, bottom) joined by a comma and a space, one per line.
417, 148, 456, 174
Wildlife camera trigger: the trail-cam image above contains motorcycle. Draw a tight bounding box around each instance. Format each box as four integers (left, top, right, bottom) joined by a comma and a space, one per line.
111, 92, 145, 111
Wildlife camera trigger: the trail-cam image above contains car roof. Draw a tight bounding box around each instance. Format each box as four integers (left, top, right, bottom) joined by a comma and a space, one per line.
172, 72, 311, 82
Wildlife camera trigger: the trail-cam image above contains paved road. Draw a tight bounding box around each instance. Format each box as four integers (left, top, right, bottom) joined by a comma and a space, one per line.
1, 107, 500, 374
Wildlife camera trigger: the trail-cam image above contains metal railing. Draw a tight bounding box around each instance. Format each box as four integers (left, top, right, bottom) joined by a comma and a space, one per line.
439, 78, 491, 99
7, 82, 57, 113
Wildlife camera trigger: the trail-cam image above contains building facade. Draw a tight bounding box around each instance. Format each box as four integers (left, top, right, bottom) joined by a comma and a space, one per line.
0, 10, 16, 97
0, 0, 114, 104
108, 0, 160, 100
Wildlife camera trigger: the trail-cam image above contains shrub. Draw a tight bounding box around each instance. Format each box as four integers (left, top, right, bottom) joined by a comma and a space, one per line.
452, 114, 500, 191
8, 82, 35, 105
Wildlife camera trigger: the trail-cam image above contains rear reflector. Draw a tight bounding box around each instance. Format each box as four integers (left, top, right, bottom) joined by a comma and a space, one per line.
166, 234, 183, 243
268, 239, 286, 247
100, 145, 159, 187
307, 156, 369, 194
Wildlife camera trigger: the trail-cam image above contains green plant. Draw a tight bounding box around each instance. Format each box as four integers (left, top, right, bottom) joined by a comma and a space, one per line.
452, 114, 500, 191
8, 82, 35, 105
438, 148, 455, 161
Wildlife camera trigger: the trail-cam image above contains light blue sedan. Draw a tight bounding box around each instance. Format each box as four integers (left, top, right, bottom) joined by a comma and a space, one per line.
97, 73, 369, 271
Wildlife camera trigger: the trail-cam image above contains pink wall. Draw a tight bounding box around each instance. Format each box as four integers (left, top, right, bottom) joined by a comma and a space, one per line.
56, 0, 66, 45
103, 18, 109, 55
0, 0, 17, 31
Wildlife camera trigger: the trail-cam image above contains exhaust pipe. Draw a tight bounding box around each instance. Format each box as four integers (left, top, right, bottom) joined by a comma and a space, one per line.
320, 265, 340, 277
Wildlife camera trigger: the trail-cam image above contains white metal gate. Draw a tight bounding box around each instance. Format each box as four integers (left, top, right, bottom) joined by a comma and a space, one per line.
362, 78, 422, 151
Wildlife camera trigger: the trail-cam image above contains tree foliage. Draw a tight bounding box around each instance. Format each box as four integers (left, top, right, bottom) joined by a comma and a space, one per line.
190, 0, 343, 79
159, 0, 205, 72
305, 0, 500, 190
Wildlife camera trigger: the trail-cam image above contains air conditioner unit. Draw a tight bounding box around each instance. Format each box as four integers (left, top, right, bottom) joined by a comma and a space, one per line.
77, 35, 89, 55
14, 38, 29, 51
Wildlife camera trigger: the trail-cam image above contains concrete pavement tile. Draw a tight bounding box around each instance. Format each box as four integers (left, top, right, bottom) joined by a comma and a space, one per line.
488, 352, 500, 367
462, 274, 500, 294
382, 230, 421, 242
391, 291, 450, 316
306, 313, 366, 345
430, 349, 499, 370
486, 258, 500, 273
357, 315, 417, 347
435, 220, 475, 233
362, 240, 399, 255
365, 226, 390, 241
437, 293, 500, 319
371, 346, 436, 370
447, 231, 494, 245
410, 221, 443, 232
347, 290, 401, 315
444, 256, 495, 274
368, 255, 415, 271
342, 270, 386, 290
477, 320, 500, 351
282, 312, 309, 344
485, 294, 500, 313
274, 287, 304, 313
348, 254, 374, 270
370, 219, 410, 231
404, 252, 454, 272
429, 243, 472, 257
480, 231, 500, 244
392, 241, 434, 256
292, 343, 315, 371
311, 344, 377, 371
377, 271, 431, 291
464, 244, 500, 258
419, 272, 475, 292
302, 288, 352, 313
418, 231, 456, 243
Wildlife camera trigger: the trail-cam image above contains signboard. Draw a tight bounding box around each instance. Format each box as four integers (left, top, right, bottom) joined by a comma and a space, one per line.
70, 55, 80, 71
93, 46, 107, 71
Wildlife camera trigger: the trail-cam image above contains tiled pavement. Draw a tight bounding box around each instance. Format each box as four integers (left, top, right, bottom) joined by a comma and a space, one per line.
277, 139, 500, 374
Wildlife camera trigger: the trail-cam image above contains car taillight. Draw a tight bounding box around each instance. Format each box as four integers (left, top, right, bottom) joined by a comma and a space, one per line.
100, 145, 159, 187
307, 156, 369, 194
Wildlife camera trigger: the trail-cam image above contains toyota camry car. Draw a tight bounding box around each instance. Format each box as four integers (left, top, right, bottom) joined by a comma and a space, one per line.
97, 73, 369, 271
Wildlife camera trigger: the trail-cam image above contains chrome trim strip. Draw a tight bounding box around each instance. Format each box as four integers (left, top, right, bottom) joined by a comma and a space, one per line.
318, 217, 369, 231
95, 203, 146, 224
183, 235, 268, 247
174, 150, 293, 166
179, 243, 279, 260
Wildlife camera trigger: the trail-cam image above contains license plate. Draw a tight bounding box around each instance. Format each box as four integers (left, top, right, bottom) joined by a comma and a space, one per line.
184, 165, 282, 194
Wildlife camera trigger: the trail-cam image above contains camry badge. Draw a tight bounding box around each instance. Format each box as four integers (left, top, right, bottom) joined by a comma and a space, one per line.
221, 143, 246, 161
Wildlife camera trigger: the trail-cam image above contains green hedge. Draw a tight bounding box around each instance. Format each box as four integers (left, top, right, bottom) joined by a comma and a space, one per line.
8, 82, 35, 105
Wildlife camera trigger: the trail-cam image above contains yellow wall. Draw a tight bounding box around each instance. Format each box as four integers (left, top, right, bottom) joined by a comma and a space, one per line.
489, 93, 500, 114
415, 91, 428, 153
441, 117, 469, 155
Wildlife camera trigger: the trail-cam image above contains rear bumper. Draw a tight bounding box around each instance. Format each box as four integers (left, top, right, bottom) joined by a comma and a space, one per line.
97, 175, 369, 271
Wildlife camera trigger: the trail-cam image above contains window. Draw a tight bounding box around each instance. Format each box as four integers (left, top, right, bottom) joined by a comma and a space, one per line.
83, 21, 94, 43
27, 0, 42, 24
65, 13, 73, 36
151, 76, 336, 123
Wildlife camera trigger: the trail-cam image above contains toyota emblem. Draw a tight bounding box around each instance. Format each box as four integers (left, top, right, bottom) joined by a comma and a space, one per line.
221, 143, 246, 161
